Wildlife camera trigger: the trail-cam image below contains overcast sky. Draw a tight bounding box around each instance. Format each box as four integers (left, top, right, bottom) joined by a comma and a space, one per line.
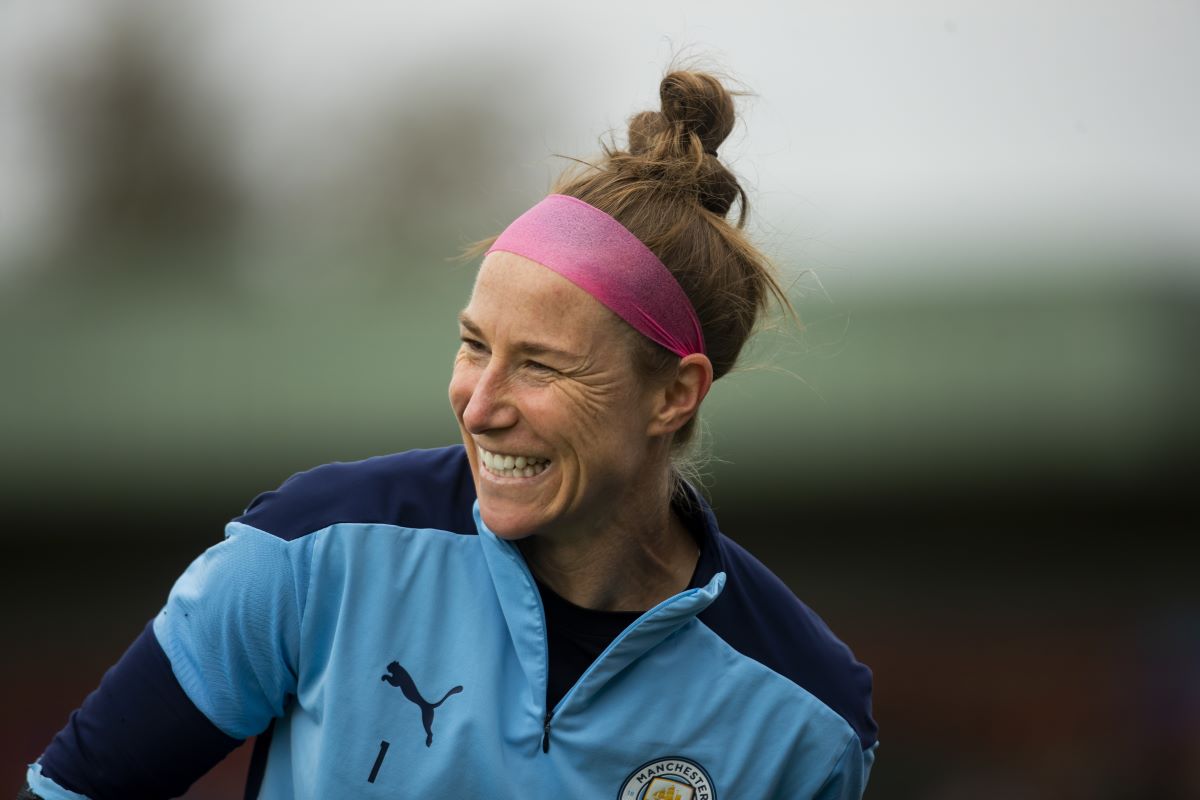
2, 0, 1197, 272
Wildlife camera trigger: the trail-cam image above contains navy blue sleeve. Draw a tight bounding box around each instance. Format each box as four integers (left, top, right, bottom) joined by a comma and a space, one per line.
675, 484, 877, 753
236, 446, 477, 541
37, 621, 243, 799
698, 535, 878, 752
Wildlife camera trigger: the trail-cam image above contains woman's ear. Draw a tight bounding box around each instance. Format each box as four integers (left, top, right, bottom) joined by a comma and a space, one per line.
646, 354, 714, 437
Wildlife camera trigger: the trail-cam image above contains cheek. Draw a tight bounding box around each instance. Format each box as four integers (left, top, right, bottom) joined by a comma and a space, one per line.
448, 360, 475, 416
542, 383, 641, 454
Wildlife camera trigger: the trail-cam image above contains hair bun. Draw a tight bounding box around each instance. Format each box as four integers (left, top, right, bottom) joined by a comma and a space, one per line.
627, 110, 669, 157
619, 71, 744, 221
658, 71, 735, 158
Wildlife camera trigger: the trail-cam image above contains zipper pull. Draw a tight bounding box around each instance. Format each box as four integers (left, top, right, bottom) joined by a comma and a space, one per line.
542, 710, 552, 753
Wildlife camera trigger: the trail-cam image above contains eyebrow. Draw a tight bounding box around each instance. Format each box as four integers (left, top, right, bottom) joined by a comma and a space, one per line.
457, 311, 584, 361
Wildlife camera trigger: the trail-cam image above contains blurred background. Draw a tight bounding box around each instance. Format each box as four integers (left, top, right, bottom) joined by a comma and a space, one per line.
2, 1, 1197, 798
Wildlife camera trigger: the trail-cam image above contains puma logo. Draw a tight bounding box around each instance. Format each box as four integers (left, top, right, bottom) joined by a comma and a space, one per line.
381, 661, 463, 746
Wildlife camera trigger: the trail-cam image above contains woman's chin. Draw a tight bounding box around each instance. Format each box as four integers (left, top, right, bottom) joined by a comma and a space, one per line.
477, 503, 540, 541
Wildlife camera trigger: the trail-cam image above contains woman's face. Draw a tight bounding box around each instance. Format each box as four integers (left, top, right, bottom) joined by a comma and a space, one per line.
449, 251, 663, 542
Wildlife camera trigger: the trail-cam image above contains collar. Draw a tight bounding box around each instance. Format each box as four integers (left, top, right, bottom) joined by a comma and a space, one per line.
473, 501, 726, 716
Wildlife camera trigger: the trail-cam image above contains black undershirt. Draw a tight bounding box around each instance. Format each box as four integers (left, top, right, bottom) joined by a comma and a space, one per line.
536, 577, 641, 711
534, 494, 713, 711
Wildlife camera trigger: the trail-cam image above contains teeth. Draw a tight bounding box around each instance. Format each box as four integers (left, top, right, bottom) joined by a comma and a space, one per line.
476, 446, 549, 478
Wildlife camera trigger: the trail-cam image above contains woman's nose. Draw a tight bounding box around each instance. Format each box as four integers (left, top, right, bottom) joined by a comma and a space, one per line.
461, 362, 519, 434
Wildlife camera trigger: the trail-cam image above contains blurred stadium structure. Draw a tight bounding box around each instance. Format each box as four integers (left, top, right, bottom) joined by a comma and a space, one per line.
2, 2, 1197, 798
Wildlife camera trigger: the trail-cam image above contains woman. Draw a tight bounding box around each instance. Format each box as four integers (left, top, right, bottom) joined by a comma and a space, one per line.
23, 70, 877, 800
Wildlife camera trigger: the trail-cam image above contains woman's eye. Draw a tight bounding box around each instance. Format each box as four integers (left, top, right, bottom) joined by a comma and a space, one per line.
527, 360, 557, 374
461, 337, 486, 353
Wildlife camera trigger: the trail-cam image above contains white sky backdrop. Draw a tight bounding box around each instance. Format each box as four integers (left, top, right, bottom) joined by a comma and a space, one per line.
2, 0, 1197, 274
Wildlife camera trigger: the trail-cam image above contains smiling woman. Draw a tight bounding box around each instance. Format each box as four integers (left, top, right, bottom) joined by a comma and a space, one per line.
21, 70, 877, 800
453, 249, 708, 612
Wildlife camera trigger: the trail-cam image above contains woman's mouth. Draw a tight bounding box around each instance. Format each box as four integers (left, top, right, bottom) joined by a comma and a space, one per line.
477, 446, 551, 479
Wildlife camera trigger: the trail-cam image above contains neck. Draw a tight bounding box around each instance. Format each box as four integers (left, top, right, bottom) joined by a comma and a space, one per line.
517, 473, 699, 613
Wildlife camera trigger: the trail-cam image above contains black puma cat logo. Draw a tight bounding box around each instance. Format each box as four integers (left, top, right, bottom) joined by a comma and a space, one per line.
381, 661, 463, 746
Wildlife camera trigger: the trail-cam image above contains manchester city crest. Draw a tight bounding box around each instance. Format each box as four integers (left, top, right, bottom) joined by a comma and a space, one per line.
618, 757, 715, 800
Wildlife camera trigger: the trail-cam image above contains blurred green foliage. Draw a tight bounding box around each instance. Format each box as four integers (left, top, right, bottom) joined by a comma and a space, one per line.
2, 247, 1193, 513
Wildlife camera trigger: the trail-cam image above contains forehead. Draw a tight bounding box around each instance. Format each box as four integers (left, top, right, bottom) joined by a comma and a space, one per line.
464, 252, 625, 347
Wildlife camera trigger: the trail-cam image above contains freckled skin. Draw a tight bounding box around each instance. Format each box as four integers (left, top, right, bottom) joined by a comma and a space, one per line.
448, 252, 667, 548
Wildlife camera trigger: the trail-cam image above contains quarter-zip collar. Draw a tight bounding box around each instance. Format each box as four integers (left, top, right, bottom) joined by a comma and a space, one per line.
473, 500, 726, 720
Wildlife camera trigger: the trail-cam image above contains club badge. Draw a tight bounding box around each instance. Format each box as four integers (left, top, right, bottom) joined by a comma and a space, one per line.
618, 756, 715, 800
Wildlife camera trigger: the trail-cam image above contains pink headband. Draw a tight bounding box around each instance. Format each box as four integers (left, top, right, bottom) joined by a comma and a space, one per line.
485, 194, 706, 358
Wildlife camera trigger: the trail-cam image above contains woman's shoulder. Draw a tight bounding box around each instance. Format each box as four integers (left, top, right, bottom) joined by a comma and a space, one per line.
699, 530, 878, 752
233, 444, 478, 542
